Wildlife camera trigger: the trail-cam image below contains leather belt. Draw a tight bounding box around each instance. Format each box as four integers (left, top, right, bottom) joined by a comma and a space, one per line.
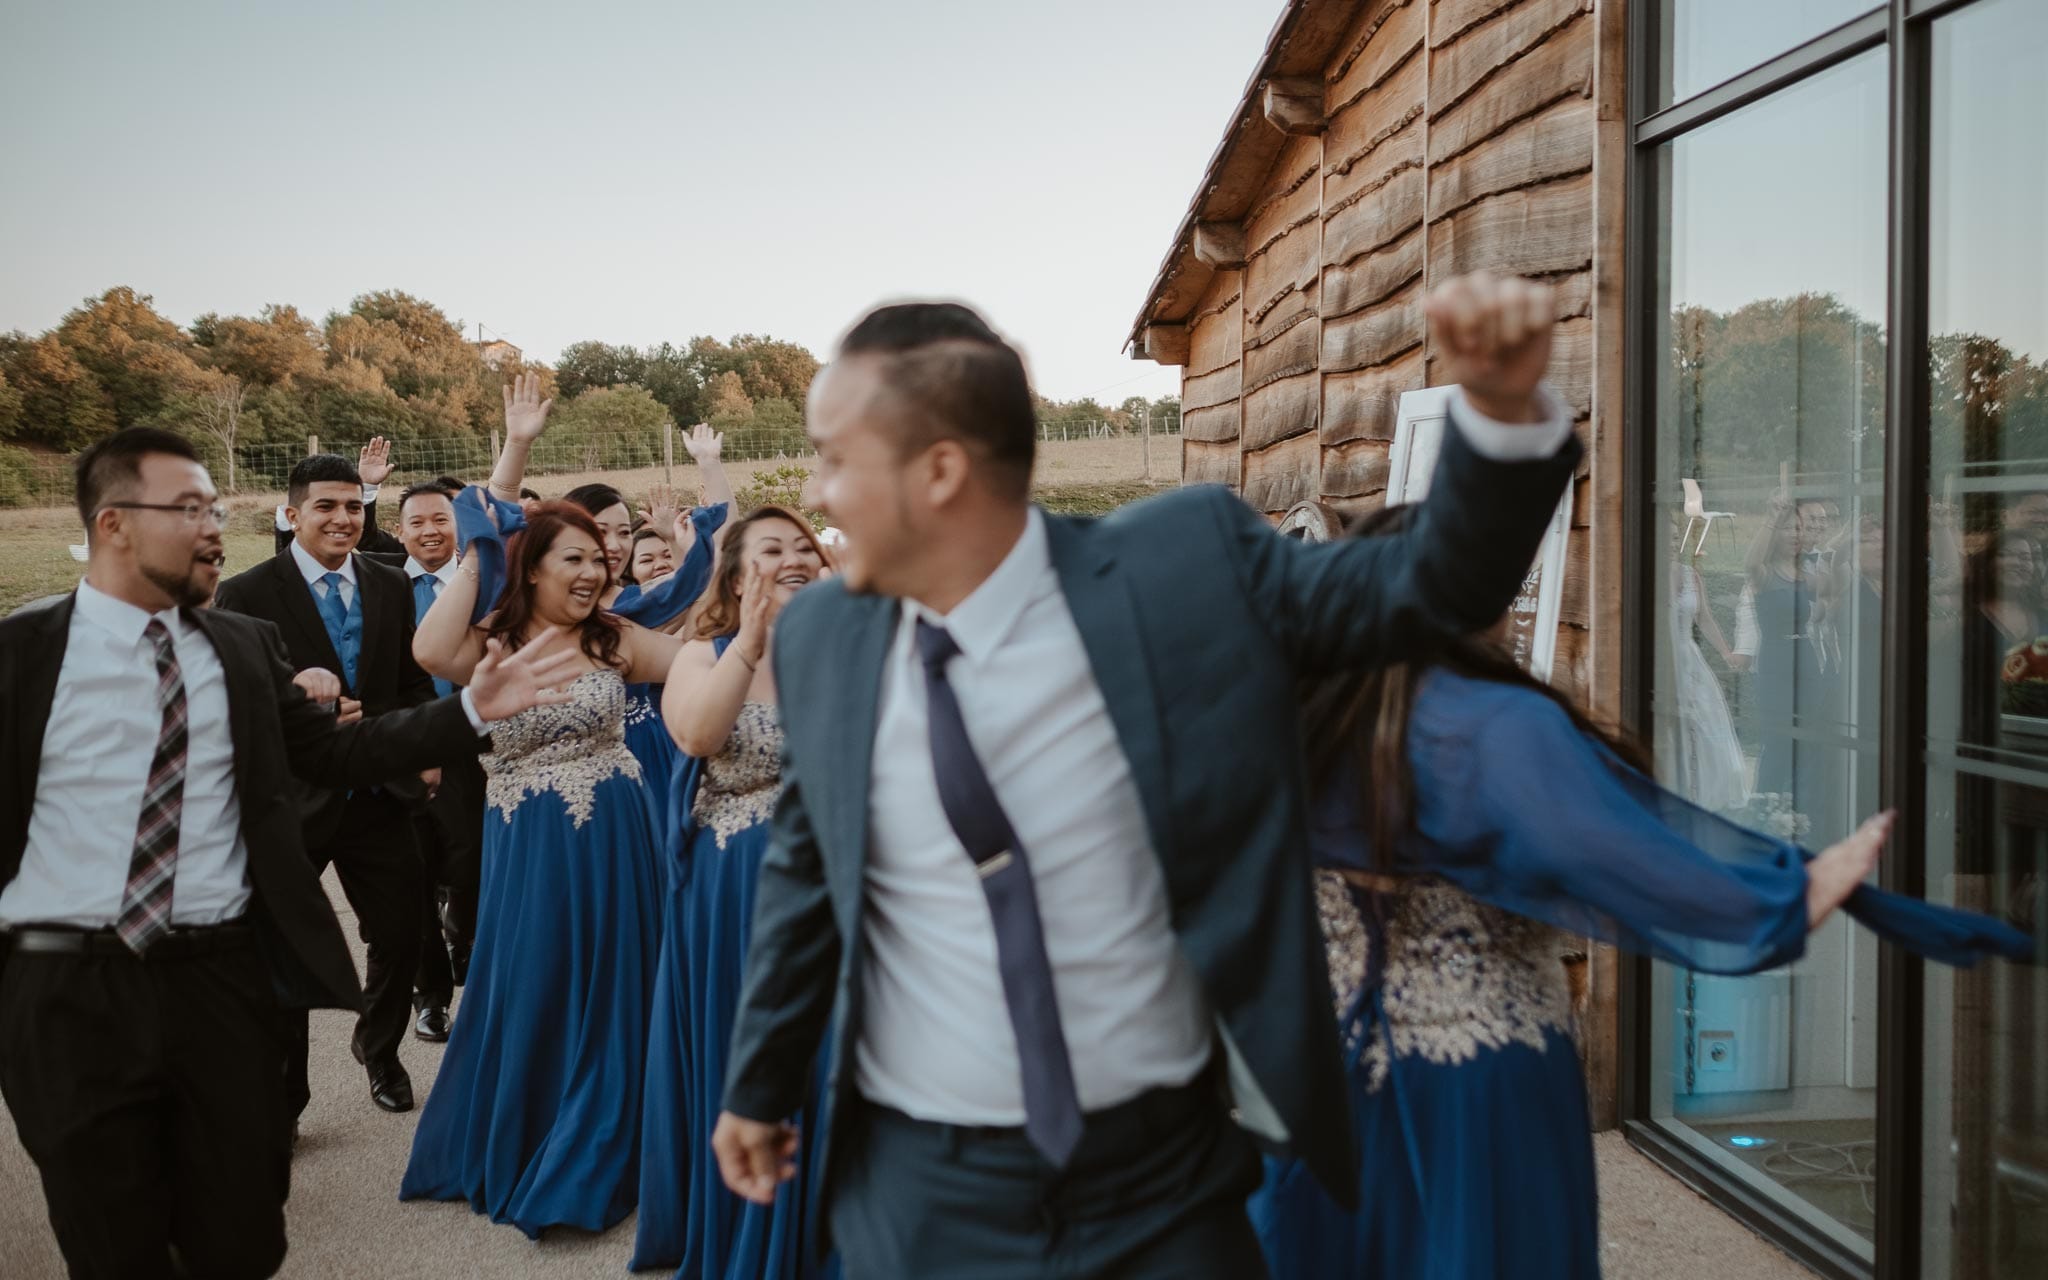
3, 920, 252, 960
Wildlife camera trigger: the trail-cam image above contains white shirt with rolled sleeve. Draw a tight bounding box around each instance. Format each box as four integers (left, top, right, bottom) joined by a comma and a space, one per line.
852, 390, 1575, 1127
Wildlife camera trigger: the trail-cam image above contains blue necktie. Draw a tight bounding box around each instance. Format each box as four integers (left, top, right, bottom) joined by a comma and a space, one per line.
411, 573, 456, 698
916, 619, 1084, 1168
316, 571, 361, 691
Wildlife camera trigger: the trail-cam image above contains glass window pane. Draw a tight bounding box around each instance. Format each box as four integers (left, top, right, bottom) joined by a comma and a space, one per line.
1646, 49, 1887, 1259
1658, 0, 1879, 108
1922, 0, 2048, 1274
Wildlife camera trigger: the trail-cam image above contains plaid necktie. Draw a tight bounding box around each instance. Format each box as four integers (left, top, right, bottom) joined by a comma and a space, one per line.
915, 619, 1085, 1168
115, 618, 187, 953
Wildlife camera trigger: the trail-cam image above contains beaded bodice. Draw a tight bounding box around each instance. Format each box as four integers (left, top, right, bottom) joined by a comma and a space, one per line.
482, 668, 642, 828
691, 701, 785, 848
1315, 871, 1572, 1094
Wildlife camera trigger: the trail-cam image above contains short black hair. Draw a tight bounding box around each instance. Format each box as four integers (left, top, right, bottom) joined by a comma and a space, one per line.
398, 481, 457, 518
563, 483, 627, 518
74, 428, 201, 533
838, 302, 1035, 499
287, 454, 363, 509
519, 487, 542, 502
431, 474, 466, 492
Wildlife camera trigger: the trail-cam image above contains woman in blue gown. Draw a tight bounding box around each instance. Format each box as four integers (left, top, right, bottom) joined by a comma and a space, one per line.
633, 505, 837, 1278
1250, 505, 2036, 1280
400, 492, 692, 1237
562, 426, 733, 826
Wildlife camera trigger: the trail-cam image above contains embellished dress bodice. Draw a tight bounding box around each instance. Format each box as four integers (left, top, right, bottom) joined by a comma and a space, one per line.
483, 668, 643, 828
1315, 872, 1572, 1095
689, 701, 785, 849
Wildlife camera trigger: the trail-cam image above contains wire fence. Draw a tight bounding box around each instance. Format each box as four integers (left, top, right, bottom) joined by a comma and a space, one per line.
0, 417, 1183, 509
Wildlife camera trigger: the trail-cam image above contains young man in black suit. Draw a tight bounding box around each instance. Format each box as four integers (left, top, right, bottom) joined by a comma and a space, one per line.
213, 454, 440, 1116
0, 428, 579, 1279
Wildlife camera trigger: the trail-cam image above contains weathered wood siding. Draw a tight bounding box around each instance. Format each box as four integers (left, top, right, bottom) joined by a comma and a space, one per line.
1182, 269, 1245, 488
1185, 0, 1599, 687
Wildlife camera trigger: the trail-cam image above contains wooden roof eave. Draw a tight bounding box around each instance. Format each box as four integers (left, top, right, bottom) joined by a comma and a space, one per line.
1125, 0, 1362, 361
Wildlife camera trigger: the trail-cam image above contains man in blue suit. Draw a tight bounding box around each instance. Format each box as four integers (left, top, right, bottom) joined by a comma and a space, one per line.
713, 273, 1580, 1278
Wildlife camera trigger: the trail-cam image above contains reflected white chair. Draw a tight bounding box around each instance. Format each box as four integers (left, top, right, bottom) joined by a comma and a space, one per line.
1681, 478, 1737, 556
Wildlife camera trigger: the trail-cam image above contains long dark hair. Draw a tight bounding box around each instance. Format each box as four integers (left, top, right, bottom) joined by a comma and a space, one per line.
1300, 505, 1645, 870
561, 482, 627, 519
485, 501, 624, 670
693, 506, 834, 640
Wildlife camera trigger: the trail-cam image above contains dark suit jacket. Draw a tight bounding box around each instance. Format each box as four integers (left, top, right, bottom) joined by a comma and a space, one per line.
721, 422, 1581, 1222
213, 547, 439, 840
0, 597, 483, 1010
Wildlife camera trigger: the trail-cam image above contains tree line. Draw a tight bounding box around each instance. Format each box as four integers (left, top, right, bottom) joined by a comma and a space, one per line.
0, 286, 1182, 505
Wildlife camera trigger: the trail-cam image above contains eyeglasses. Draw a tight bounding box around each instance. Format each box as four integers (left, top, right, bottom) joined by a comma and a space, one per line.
99, 501, 229, 527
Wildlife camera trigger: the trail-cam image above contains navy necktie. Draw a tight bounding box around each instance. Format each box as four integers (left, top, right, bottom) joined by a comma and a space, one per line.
915, 618, 1084, 1168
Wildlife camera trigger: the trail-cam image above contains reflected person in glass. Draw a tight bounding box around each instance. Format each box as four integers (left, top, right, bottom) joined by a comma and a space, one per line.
1245, 506, 2034, 1280
1732, 492, 1834, 834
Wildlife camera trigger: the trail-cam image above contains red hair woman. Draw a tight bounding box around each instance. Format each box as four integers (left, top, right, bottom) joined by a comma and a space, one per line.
400, 500, 686, 1238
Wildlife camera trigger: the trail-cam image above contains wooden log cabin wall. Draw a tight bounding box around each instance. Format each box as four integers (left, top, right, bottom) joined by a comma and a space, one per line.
1130, 0, 1628, 1123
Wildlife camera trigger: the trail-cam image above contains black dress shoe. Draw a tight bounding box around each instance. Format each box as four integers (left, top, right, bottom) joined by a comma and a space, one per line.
368, 1063, 414, 1113
414, 1005, 451, 1042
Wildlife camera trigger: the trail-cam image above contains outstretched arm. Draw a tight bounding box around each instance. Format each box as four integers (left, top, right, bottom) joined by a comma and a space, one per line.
489, 372, 552, 503
1225, 276, 1579, 676
685, 423, 735, 509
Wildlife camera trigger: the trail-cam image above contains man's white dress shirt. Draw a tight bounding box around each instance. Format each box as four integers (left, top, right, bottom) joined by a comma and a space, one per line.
854, 391, 1574, 1126
290, 540, 357, 611
403, 555, 459, 590
0, 581, 252, 928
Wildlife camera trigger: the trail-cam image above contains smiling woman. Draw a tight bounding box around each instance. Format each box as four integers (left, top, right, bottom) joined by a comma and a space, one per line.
397, 497, 686, 1239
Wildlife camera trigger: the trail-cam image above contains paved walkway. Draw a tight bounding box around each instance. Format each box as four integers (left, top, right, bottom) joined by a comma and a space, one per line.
1, 874, 1811, 1278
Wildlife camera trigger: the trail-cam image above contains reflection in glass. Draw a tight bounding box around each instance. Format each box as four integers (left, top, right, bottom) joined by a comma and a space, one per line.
1922, 0, 2048, 1274
1658, 0, 1877, 107
1647, 49, 1887, 1256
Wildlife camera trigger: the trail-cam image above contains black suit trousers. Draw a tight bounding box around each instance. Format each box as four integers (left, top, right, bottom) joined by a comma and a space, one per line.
289, 791, 422, 1113
829, 1067, 1267, 1280
410, 755, 483, 1007
0, 940, 292, 1280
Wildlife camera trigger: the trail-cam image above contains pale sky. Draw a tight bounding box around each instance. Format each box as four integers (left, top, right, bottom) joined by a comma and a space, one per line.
0, 0, 1283, 401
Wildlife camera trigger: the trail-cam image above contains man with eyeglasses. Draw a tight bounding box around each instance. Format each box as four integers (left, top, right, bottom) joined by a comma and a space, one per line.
0, 427, 582, 1279
213, 453, 442, 1121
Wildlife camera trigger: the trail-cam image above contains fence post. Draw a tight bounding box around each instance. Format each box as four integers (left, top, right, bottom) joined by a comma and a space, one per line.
664, 421, 674, 484
490, 430, 501, 463
307, 434, 318, 457
1142, 405, 1151, 482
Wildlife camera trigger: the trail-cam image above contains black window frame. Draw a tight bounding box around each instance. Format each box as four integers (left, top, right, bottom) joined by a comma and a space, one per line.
1617, 3, 1975, 1277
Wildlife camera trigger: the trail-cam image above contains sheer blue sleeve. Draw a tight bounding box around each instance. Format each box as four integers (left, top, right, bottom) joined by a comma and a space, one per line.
1334, 673, 2033, 971
610, 503, 729, 629
451, 486, 526, 626
1401, 679, 1812, 973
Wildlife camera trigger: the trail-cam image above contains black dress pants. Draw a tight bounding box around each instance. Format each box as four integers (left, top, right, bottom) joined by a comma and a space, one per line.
829, 1066, 1269, 1280
0, 936, 292, 1280
412, 754, 483, 1008
290, 791, 422, 1115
